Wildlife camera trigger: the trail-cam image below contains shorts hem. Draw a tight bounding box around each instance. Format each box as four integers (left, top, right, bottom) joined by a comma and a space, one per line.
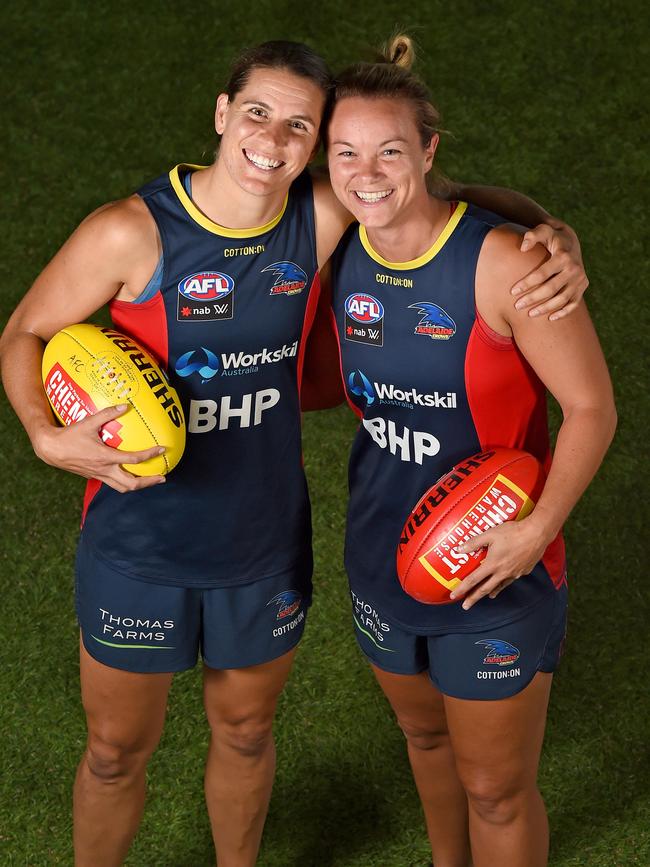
202, 627, 306, 672
80, 628, 196, 675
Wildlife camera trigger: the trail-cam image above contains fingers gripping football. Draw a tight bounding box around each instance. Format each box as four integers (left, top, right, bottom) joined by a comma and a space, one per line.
35, 405, 166, 492
448, 520, 548, 610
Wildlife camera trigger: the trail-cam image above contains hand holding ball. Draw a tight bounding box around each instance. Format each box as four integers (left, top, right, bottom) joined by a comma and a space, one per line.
42, 324, 185, 477
397, 448, 545, 604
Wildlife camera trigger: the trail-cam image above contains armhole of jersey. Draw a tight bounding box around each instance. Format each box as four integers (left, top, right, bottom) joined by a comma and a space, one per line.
298, 170, 318, 275
297, 270, 322, 401
118, 191, 170, 307
330, 303, 363, 420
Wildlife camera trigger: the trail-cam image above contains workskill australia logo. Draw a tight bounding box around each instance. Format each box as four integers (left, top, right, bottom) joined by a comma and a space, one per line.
262, 261, 307, 295
177, 271, 235, 322
409, 302, 456, 340
344, 293, 384, 346
174, 348, 220, 383
475, 639, 520, 666
267, 591, 302, 620
348, 369, 376, 405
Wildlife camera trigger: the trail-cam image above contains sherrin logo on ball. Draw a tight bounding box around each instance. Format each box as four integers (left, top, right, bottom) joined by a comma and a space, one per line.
42, 324, 186, 477
396, 448, 546, 605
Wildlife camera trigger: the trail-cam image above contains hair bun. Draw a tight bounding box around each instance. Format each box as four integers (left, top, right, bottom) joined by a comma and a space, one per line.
384, 34, 415, 69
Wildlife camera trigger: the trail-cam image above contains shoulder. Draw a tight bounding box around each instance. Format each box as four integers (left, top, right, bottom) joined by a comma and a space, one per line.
76, 195, 159, 259
476, 225, 549, 335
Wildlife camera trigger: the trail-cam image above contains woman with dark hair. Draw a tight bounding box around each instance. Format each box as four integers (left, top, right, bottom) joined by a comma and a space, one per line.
1, 38, 589, 866
324, 36, 615, 867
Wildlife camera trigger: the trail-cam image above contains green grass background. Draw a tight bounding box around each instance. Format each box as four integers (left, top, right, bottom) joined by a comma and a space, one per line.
1, 1, 647, 864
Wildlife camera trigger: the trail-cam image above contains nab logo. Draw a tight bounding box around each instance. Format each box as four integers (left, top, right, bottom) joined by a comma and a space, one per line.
177, 272, 235, 322
344, 293, 384, 347
345, 293, 384, 323
475, 639, 520, 666
409, 302, 456, 340
175, 348, 220, 383
348, 369, 375, 406
179, 272, 234, 301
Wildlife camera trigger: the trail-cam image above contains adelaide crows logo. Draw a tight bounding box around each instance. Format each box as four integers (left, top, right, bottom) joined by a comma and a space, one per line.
348, 369, 375, 406
409, 302, 456, 340
262, 261, 307, 295
267, 591, 302, 620
175, 347, 220, 383
475, 639, 520, 666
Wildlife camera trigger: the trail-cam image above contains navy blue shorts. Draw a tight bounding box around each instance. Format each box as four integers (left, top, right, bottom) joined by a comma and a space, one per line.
75, 540, 312, 674
350, 584, 568, 700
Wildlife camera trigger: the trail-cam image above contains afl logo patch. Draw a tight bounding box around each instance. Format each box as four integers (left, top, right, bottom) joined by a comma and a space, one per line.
177, 271, 235, 322
344, 293, 384, 346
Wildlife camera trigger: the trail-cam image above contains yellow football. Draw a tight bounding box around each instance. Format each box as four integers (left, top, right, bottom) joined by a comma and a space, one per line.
42, 323, 185, 476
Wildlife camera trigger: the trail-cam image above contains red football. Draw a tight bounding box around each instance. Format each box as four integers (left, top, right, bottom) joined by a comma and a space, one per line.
397, 448, 546, 605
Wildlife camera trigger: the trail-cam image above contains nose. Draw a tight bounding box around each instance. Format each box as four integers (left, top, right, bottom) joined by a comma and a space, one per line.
355, 154, 383, 181
258, 121, 288, 152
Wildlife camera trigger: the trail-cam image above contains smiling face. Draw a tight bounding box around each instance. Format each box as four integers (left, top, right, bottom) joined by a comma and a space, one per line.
327, 96, 438, 229
215, 66, 326, 198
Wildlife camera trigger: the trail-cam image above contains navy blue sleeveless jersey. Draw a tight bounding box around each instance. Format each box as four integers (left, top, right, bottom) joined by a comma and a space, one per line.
330, 202, 566, 633
80, 165, 320, 588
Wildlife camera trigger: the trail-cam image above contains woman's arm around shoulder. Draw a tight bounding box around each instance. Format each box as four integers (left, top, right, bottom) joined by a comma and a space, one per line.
311, 171, 355, 268
0, 195, 167, 492
451, 225, 616, 609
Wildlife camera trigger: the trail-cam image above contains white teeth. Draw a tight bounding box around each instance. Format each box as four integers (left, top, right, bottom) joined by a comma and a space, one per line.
245, 150, 283, 170
355, 190, 392, 202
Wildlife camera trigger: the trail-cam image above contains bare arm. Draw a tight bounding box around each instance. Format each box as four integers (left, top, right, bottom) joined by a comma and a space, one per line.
311, 173, 355, 268
450, 227, 616, 609
440, 180, 589, 320
0, 197, 167, 492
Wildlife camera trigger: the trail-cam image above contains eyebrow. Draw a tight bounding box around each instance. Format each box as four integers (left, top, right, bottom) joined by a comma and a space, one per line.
331, 138, 409, 147
240, 100, 316, 125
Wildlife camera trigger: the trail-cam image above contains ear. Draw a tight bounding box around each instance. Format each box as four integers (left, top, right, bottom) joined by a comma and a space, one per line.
215, 93, 230, 135
423, 133, 440, 172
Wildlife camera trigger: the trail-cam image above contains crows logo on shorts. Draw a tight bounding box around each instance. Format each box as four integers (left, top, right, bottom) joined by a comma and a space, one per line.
475, 639, 520, 666
267, 591, 302, 620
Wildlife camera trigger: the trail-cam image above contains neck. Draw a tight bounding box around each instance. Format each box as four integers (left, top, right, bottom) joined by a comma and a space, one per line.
189, 161, 288, 230
365, 195, 450, 263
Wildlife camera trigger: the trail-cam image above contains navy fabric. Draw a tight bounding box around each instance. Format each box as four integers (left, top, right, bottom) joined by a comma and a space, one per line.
81, 166, 318, 587
76, 536, 312, 673
351, 581, 567, 700
330, 207, 558, 632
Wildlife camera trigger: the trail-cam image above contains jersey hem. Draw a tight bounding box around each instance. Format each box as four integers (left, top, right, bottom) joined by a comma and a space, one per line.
78, 534, 313, 590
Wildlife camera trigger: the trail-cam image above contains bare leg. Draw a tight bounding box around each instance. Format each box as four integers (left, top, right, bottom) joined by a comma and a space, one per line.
202, 648, 297, 867
445, 672, 553, 867
371, 666, 472, 867
74, 639, 173, 867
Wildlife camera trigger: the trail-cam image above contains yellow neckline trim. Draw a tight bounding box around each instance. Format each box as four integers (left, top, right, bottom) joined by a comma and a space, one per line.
169, 164, 288, 238
359, 201, 468, 271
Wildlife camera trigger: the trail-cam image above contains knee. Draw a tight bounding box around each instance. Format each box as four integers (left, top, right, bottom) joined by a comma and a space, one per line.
85, 733, 156, 784
211, 715, 274, 759
462, 774, 528, 826
397, 718, 450, 753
